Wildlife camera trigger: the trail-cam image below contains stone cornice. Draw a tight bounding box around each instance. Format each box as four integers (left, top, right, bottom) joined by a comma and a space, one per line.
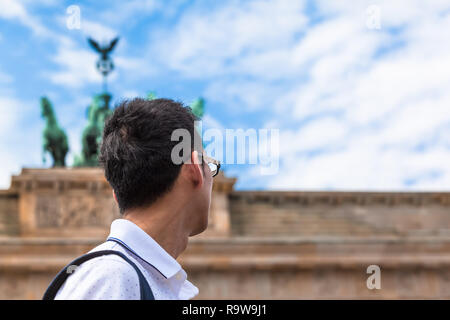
230, 191, 450, 206
9, 168, 238, 194
3, 235, 450, 246
9, 168, 111, 194
0, 190, 18, 197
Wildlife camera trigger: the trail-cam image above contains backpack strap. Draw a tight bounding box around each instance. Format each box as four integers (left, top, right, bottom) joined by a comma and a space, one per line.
42, 250, 154, 300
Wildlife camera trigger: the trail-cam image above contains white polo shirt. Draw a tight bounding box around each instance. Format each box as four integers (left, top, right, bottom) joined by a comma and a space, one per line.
55, 219, 199, 300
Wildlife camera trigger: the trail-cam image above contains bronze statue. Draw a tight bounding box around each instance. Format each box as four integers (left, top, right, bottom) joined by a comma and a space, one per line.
74, 94, 112, 167
73, 37, 118, 166
39, 35, 207, 168
88, 37, 119, 92
190, 97, 205, 118
146, 91, 157, 100
40, 97, 69, 167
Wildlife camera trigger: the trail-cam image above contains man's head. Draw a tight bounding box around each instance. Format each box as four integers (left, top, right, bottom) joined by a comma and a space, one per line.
98, 98, 213, 236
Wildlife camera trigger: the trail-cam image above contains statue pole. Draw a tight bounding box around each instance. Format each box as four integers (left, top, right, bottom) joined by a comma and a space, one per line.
74, 37, 119, 167
87, 37, 119, 94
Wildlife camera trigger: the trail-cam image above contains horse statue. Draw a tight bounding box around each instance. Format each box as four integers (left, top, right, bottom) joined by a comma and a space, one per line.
190, 97, 205, 118
74, 93, 112, 167
40, 97, 69, 167
146, 91, 157, 100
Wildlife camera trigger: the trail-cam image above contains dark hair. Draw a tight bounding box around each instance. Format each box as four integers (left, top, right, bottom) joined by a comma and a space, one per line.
99, 98, 199, 214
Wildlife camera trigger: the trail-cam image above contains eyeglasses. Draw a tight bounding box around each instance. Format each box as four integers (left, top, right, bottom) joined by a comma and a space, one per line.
203, 154, 221, 178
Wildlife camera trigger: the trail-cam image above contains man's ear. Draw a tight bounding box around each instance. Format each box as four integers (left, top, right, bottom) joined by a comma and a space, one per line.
112, 190, 118, 203
189, 150, 204, 188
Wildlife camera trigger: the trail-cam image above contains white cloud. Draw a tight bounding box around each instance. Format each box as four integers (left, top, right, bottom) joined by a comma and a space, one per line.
279, 117, 348, 154
0, 95, 41, 189
2, 0, 450, 191
0, 97, 20, 135
153, 0, 308, 78
98, 0, 160, 25
47, 45, 102, 88
81, 20, 118, 40
204, 80, 279, 111
150, 0, 450, 190
0, 0, 58, 38
119, 90, 141, 99
202, 114, 224, 131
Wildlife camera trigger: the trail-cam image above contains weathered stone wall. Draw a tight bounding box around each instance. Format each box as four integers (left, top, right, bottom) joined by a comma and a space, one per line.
180, 237, 450, 299
1, 168, 450, 299
3, 237, 450, 299
229, 191, 450, 237
188, 267, 450, 299
0, 238, 101, 299
0, 190, 19, 236
9, 168, 120, 238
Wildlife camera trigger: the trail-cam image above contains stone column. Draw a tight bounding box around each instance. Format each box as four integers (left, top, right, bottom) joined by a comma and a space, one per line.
195, 171, 236, 238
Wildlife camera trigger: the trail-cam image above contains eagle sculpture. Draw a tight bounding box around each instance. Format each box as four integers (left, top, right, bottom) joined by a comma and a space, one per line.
87, 37, 119, 76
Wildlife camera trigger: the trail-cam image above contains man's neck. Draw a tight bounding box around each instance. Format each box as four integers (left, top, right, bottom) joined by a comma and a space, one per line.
123, 203, 190, 259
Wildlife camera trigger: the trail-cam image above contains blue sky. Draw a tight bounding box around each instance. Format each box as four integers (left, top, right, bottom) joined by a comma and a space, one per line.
0, 0, 449, 191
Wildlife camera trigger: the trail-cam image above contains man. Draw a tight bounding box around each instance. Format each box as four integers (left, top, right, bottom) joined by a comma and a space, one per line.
53, 98, 220, 299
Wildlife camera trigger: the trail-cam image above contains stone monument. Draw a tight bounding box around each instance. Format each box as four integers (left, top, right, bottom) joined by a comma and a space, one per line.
1, 34, 450, 300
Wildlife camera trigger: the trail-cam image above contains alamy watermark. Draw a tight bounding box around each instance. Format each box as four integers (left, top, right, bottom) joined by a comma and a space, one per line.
365, 5, 381, 30
171, 121, 280, 175
66, 5, 81, 30
67, 265, 79, 274
366, 265, 381, 290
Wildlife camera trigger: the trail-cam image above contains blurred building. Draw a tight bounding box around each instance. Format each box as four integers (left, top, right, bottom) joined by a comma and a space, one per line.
0, 168, 450, 299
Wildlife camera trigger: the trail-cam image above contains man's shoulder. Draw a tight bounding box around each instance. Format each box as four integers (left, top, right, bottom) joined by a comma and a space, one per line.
78, 253, 138, 273
55, 247, 141, 299
71, 241, 141, 282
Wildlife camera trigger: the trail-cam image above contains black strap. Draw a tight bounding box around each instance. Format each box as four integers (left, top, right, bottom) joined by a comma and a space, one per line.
42, 250, 154, 300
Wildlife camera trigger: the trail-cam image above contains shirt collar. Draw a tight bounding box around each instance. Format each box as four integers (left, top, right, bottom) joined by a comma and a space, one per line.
107, 218, 182, 279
